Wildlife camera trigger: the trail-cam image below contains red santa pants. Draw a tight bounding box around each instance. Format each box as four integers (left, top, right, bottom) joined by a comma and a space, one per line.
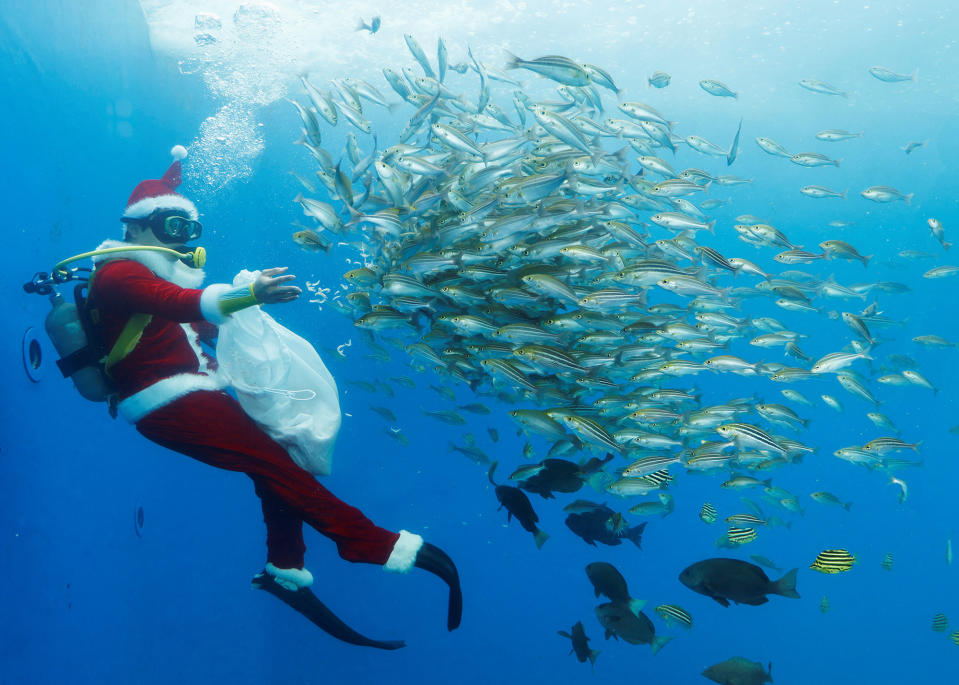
136, 390, 400, 570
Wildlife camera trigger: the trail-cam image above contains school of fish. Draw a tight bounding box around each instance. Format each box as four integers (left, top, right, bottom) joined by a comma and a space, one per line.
284, 37, 954, 667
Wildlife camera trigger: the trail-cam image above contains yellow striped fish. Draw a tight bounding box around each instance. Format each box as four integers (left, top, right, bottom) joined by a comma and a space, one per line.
932, 613, 948, 632
880, 553, 894, 571
726, 526, 758, 545
700, 502, 718, 524
725, 514, 766, 527
810, 549, 856, 574
654, 604, 693, 629
952, 630, 959, 646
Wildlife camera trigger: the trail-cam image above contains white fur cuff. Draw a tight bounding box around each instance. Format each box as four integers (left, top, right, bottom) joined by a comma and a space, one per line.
265, 563, 314, 591
200, 284, 232, 325
384, 530, 424, 574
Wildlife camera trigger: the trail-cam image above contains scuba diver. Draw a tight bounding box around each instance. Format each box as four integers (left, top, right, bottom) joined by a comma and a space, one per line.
34, 147, 461, 649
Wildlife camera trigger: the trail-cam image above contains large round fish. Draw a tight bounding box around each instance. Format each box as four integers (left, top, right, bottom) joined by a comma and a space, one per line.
585, 562, 631, 603
679, 558, 799, 606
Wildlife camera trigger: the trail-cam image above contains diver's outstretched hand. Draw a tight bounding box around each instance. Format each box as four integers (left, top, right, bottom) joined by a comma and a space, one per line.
254, 266, 301, 304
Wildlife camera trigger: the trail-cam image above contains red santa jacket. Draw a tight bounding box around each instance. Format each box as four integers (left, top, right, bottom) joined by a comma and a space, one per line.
88, 254, 233, 423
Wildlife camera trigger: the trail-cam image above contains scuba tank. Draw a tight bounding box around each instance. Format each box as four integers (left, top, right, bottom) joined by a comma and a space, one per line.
44, 285, 112, 401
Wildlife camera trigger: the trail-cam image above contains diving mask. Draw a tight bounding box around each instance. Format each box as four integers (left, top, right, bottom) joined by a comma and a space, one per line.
121, 210, 203, 244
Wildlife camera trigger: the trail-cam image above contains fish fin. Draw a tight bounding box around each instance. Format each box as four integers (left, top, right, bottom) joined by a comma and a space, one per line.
650, 635, 673, 656
589, 649, 600, 665
711, 595, 731, 608
487, 461, 499, 486
773, 568, 800, 599
557, 630, 571, 638
503, 49, 522, 70
911, 68, 919, 82
534, 530, 550, 549
905, 193, 914, 204
843, 501, 853, 512
625, 522, 647, 549
628, 598, 647, 616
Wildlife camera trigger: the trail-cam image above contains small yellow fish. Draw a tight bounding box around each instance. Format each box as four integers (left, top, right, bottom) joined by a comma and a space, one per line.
292, 229, 331, 252
810, 549, 856, 574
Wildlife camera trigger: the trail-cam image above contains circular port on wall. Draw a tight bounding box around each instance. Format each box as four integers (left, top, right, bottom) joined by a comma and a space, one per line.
22, 327, 45, 383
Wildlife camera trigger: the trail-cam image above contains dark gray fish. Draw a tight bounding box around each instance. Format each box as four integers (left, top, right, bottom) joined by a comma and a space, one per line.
679, 558, 799, 606
585, 562, 632, 604
703, 657, 773, 685
489, 462, 548, 548
566, 506, 646, 548
134, 506, 144, 538
557, 620, 599, 665
520, 458, 586, 499
595, 602, 672, 654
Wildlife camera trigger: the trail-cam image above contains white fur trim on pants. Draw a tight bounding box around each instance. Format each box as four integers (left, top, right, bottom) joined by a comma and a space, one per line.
265, 563, 314, 591
119, 373, 226, 423
384, 530, 424, 574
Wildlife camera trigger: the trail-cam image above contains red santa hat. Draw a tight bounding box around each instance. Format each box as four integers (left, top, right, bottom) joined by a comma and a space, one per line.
122, 145, 198, 221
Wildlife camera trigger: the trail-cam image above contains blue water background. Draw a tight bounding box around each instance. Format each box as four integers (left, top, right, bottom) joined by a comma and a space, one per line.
2, 1, 958, 683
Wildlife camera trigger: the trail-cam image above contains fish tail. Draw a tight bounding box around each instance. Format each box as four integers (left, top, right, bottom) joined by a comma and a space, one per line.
944, 241, 953, 250
650, 635, 674, 656
911, 68, 919, 82
773, 568, 800, 599
503, 49, 522, 70
840, 189, 848, 199
625, 522, 647, 549
628, 598, 647, 616
905, 193, 914, 204
487, 461, 499, 486
843, 501, 853, 512
533, 529, 549, 549
355, 19, 369, 32
588, 649, 600, 665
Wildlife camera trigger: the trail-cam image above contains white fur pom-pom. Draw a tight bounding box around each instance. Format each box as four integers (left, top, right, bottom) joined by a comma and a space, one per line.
170, 145, 188, 161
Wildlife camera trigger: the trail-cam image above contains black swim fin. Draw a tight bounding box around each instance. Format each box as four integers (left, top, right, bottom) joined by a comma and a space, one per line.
414, 542, 463, 631
252, 571, 405, 650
